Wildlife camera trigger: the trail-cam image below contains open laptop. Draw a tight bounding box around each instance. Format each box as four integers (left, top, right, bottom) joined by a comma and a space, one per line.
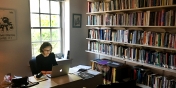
47, 59, 71, 78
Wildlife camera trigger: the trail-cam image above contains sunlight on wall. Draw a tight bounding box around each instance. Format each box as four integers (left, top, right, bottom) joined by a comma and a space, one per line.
64, 0, 70, 56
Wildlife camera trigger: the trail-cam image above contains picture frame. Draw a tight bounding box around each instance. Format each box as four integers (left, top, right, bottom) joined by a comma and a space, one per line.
72, 14, 82, 28
0, 9, 17, 41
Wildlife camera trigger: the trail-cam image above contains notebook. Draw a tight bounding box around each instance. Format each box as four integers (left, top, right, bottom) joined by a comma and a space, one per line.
47, 60, 71, 78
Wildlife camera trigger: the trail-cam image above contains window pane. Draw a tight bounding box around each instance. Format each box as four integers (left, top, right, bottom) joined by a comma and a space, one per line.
31, 0, 62, 57
31, 29, 40, 42
52, 29, 61, 40
51, 15, 60, 27
41, 29, 51, 41
30, 0, 39, 13
30, 14, 40, 27
40, 0, 49, 13
32, 43, 41, 56
51, 41, 61, 53
41, 14, 50, 27
51, 1, 60, 14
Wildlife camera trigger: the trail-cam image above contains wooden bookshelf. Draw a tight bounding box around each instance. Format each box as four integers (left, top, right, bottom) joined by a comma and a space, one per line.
86, 50, 176, 74
86, 0, 176, 87
86, 5, 176, 14
86, 38, 176, 51
136, 84, 151, 88
86, 25, 176, 28
87, 0, 111, 2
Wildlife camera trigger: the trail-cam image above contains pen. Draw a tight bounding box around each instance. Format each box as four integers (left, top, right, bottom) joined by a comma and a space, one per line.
38, 78, 48, 82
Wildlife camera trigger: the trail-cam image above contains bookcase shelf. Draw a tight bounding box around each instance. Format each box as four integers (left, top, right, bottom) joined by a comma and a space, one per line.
136, 84, 151, 88
86, 0, 176, 87
86, 38, 176, 51
86, 25, 176, 28
86, 5, 176, 14
87, 0, 111, 2
86, 50, 176, 74
86, 50, 125, 61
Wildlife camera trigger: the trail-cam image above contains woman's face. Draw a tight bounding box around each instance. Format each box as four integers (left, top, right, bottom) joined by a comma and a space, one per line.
42, 46, 51, 56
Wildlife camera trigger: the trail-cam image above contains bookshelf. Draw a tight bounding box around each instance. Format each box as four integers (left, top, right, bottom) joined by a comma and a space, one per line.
86, 5, 176, 14
86, 50, 176, 74
86, 25, 176, 28
86, 38, 176, 51
86, 0, 176, 87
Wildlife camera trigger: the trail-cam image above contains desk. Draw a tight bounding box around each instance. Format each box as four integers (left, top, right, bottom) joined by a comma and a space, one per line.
29, 68, 103, 88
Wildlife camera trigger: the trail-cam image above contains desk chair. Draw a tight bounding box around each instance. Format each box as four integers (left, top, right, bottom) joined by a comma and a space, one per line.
29, 57, 39, 75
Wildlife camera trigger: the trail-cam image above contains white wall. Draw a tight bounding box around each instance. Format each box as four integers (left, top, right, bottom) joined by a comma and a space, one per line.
0, 0, 31, 79
0, 0, 91, 79
69, 0, 89, 66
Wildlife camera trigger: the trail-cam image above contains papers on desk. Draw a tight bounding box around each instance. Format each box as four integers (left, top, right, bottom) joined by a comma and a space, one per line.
87, 69, 101, 75
68, 65, 101, 80
69, 65, 91, 74
14, 75, 22, 79
76, 65, 91, 69
76, 72, 94, 80
33, 75, 48, 82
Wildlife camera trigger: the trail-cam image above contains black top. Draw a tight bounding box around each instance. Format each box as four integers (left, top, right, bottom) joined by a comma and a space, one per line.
36, 53, 58, 72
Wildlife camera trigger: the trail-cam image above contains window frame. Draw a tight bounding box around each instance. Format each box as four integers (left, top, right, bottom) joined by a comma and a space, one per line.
30, 0, 63, 57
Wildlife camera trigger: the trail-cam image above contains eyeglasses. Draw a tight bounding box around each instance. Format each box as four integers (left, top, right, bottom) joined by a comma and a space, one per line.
43, 49, 51, 52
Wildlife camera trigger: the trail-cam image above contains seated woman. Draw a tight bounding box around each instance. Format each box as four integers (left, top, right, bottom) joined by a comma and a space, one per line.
36, 42, 58, 74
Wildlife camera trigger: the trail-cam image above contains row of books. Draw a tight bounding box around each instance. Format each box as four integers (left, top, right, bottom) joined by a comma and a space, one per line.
87, 0, 176, 12
87, 10, 176, 26
88, 29, 176, 48
91, 59, 131, 84
91, 59, 176, 88
133, 65, 176, 88
88, 41, 176, 69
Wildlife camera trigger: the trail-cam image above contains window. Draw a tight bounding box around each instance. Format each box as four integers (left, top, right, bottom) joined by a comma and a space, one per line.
30, 0, 62, 57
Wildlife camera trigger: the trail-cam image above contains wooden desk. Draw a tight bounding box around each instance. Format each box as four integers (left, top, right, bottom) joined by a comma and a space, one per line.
29, 74, 82, 88
29, 69, 103, 88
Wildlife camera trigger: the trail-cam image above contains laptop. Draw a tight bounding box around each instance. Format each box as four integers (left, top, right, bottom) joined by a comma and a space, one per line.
47, 60, 71, 78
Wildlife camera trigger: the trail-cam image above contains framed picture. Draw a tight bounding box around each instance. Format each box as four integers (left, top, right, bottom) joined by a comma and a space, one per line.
72, 14, 82, 28
0, 9, 16, 41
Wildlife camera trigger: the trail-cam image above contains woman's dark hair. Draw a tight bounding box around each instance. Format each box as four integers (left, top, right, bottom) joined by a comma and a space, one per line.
39, 42, 52, 53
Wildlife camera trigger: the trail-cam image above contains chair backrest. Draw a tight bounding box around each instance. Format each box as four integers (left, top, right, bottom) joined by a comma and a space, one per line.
29, 57, 39, 75
67, 50, 70, 59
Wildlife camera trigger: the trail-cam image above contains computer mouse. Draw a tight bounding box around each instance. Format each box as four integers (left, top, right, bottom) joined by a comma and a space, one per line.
36, 72, 43, 78
20, 84, 27, 88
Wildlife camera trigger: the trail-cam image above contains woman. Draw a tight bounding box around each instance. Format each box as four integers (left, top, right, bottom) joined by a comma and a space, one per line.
36, 42, 58, 74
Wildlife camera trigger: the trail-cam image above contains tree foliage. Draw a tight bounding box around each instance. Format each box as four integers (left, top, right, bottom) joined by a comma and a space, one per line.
31, 15, 60, 56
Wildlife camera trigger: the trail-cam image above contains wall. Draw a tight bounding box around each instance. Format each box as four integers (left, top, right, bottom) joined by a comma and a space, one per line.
69, 0, 89, 66
0, 0, 91, 80
0, 0, 31, 79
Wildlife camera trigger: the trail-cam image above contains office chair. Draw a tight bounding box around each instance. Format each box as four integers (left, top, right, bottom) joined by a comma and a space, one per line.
66, 50, 70, 59
29, 57, 39, 75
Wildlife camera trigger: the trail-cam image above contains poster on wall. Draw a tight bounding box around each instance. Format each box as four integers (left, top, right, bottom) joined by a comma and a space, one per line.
0, 9, 16, 40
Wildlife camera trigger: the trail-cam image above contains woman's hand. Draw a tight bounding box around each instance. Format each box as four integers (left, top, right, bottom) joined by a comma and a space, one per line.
41, 71, 52, 74
45, 71, 52, 74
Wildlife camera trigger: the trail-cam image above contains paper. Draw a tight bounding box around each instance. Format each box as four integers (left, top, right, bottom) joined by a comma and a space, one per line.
33, 75, 48, 82
69, 68, 79, 73
69, 65, 91, 73
76, 65, 91, 69
14, 75, 22, 79
87, 69, 100, 75
111, 62, 120, 65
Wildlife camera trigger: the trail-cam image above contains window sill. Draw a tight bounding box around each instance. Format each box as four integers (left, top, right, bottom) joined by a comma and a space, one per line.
56, 57, 68, 62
